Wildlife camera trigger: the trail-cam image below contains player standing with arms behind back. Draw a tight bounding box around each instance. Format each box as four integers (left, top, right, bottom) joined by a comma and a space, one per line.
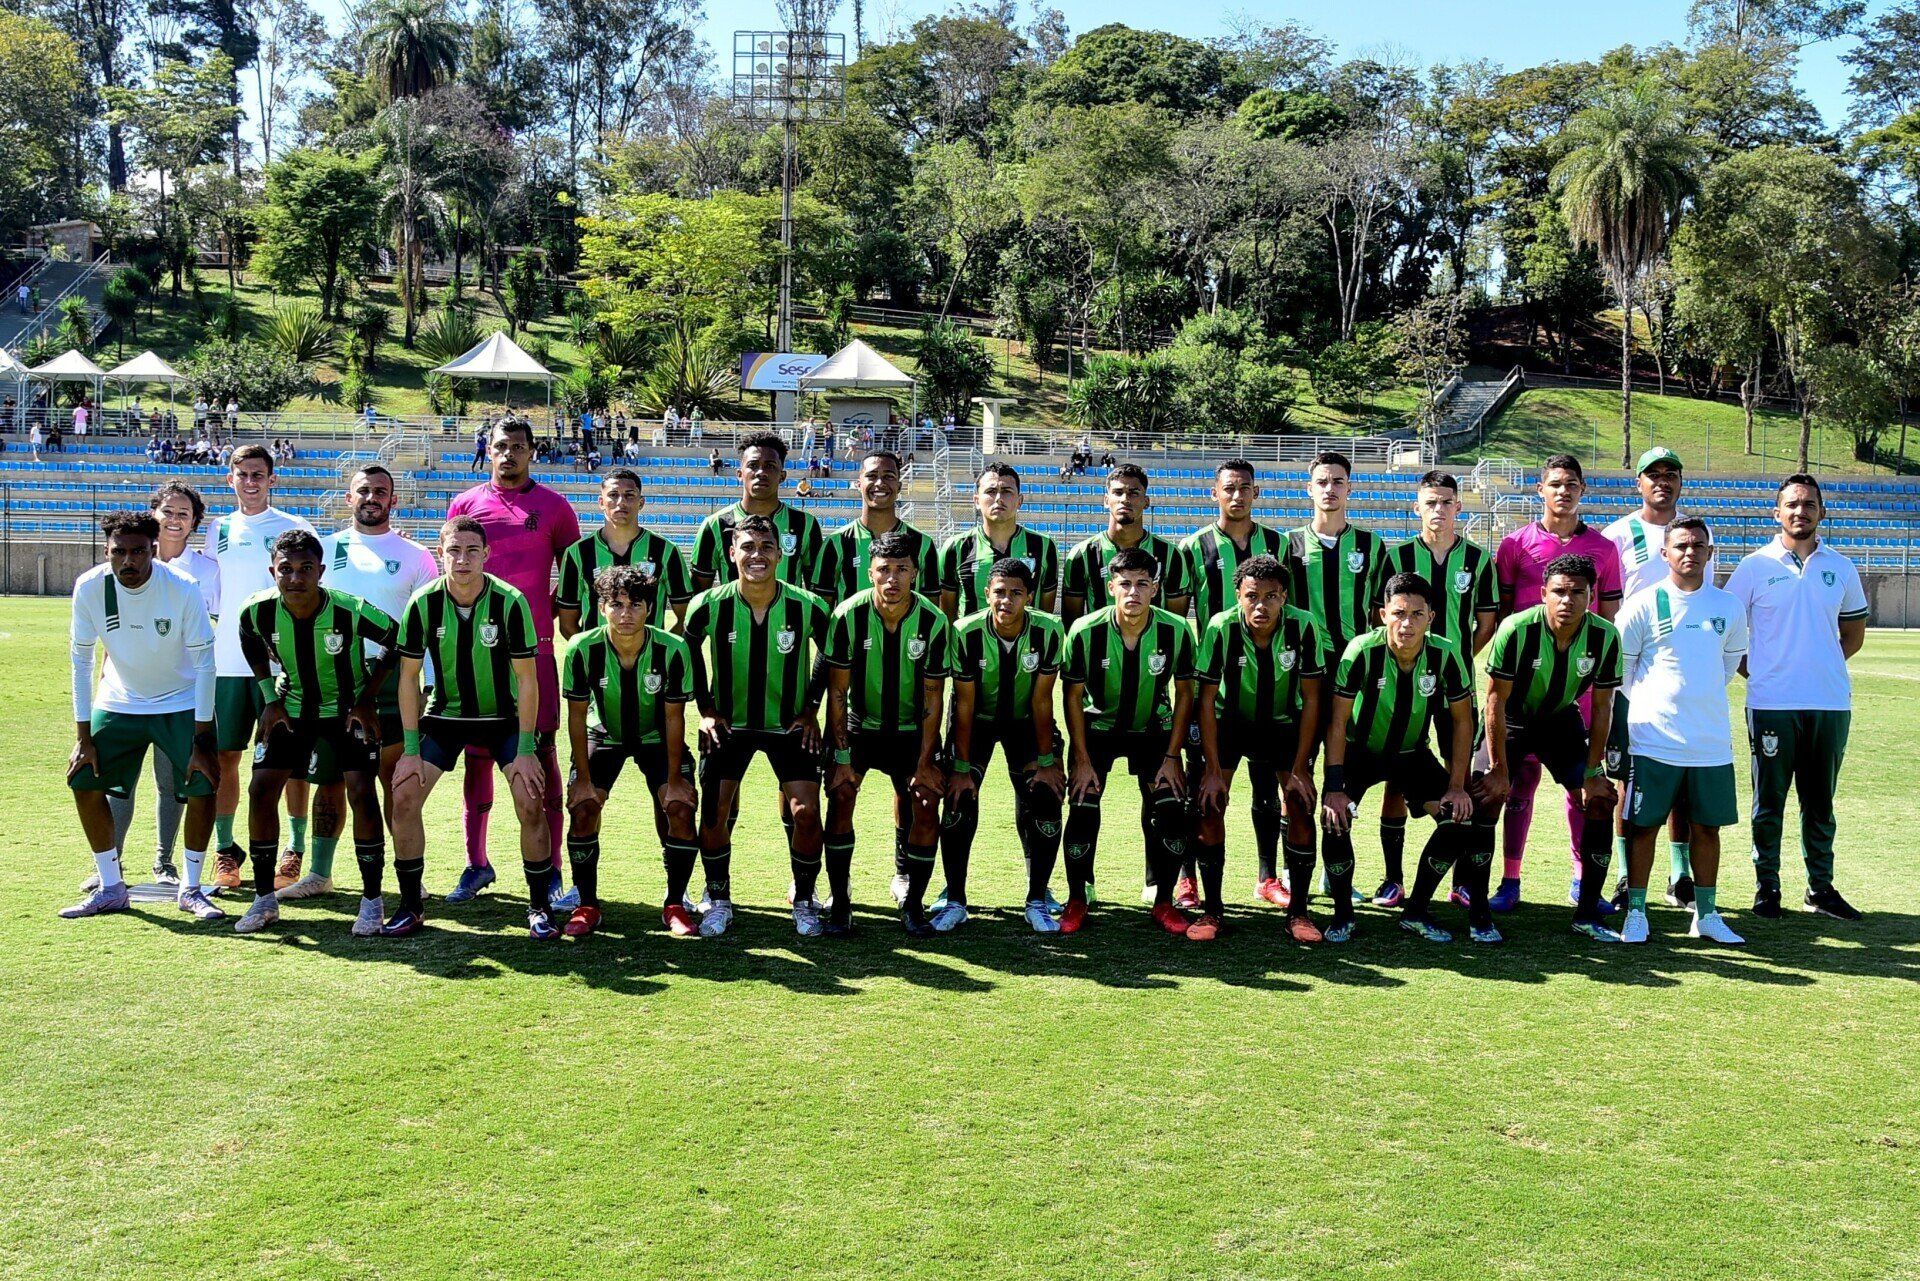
939, 463, 1058, 619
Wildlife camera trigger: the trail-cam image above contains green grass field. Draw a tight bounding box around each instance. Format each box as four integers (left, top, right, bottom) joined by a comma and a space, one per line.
3, 594, 1917, 1279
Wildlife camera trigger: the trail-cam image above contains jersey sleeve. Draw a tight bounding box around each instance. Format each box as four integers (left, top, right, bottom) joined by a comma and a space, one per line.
1196, 616, 1225, 686
1592, 622, 1624, 690
1036, 618, 1064, 674
1839, 560, 1869, 619
551, 494, 582, 555
237, 598, 269, 671
802, 592, 832, 655
1495, 535, 1519, 596
1064, 620, 1093, 686
1062, 544, 1089, 603
681, 590, 711, 645
1332, 637, 1366, 700
801, 516, 826, 586
561, 642, 590, 702
938, 538, 961, 597
1158, 541, 1191, 604
1173, 618, 1196, 681
1722, 602, 1750, 679
692, 515, 725, 581
1299, 618, 1327, 677
1485, 617, 1522, 683
1473, 549, 1499, 614
1724, 555, 1757, 610
812, 535, 843, 604
665, 637, 693, 703
926, 613, 953, 679
1594, 539, 1624, 603
505, 590, 537, 659
952, 624, 981, 682
70, 582, 100, 721
1617, 600, 1649, 693
661, 543, 694, 606
355, 599, 399, 653
554, 541, 586, 612
1442, 643, 1472, 702
824, 605, 854, 669
398, 592, 430, 659
1037, 537, 1060, 601
916, 535, 941, 594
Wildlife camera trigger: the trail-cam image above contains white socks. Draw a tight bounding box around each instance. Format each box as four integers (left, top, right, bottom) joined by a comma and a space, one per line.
182, 848, 206, 892
93, 848, 124, 890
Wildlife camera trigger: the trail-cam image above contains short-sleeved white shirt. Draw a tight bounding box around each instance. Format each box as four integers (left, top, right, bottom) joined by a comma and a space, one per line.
204, 506, 317, 676
1603, 512, 1717, 602
71, 562, 216, 716
320, 528, 439, 653
1725, 538, 1868, 712
1617, 580, 1749, 767
161, 546, 222, 622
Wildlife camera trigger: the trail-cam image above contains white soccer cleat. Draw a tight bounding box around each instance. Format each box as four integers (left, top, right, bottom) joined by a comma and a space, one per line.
351, 896, 385, 937
699, 898, 735, 938
792, 897, 824, 938
175, 887, 226, 922
1024, 901, 1061, 933
1689, 911, 1744, 945
277, 872, 333, 901
1619, 908, 1651, 944
234, 894, 280, 934
929, 902, 969, 933
889, 873, 911, 907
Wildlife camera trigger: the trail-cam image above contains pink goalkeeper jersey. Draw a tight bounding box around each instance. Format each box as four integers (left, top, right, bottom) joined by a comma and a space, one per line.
446, 479, 582, 651
1496, 520, 1623, 614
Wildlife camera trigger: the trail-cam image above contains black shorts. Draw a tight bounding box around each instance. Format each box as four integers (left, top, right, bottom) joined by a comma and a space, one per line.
1507, 704, 1595, 794
947, 719, 1053, 781
1083, 729, 1175, 787
307, 710, 405, 784
1335, 745, 1454, 815
850, 728, 927, 791
1211, 722, 1301, 775
701, 727, 818, 786
420, 716, 521, 773
575, 730, 695, 795
255, 715, 379, 778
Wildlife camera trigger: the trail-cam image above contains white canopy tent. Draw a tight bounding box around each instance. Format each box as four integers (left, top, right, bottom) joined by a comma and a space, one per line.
430, 331, 556, 419
27, 349, 108, 431
798, 338, 920, 432
0, 349, 26, 430
105, 350, 187, 430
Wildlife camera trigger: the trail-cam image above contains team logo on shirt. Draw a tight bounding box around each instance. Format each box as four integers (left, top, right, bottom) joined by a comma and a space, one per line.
907, 636, 927, 660
155, 618, 171, 636
1279, 649, 1296, 671
385, 559, 401, 574
776, 628, 796, 654
781, 533, 798, 555
479, 622, 500, 647
1417, 673, 1437, 697
1710, 617, 1726, 635
644, 672, 663, 695
1020, 557, 1036, 572
640, 560, 657, 576
523, 515, 539, 530
324, 632, 345, 656
1148, 652, 1167, 676
1347, 551, 1365, 572
1021, 651, 1040, 673
1822, 570, 1836, 586
1576, 654, 1595, 677
1453, 569, 1472, 593
1760, 731, 1780, 757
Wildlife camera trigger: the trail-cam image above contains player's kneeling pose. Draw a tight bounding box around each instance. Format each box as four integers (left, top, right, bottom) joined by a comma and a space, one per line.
561, 564, 699, 938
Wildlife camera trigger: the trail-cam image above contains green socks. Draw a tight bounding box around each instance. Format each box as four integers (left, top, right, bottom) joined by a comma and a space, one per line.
1670, 841, 1693, 881
214, 814, 235, 849
1695, 885, 1717, 917
1627, 886, 1648, 913
1611, 834, 1629, 882
289, 816, 309, 856
309, 835, 339, 879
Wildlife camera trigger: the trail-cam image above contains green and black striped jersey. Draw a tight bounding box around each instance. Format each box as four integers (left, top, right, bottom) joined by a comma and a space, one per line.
1383, 535, 1498, 664
1061, 530, 1192, 612
1064, 606, 1196, 735
555, 526, 693, 626
561, 625, 693, 747
692, 502, 825, 588
814, 517, 941, 607
1284, 524, 1389, 657
951, 609, 1066, 725
1196, 606, 1324, 730
1486, 606, 1623, 725
1332, 628, 1473, 758
237, 588, 397, 719
940, 524, 1060, 615
396, 575, 538, 720
1181, 522, 1286, 623
825, 589, 953, 734
682, 580, 830, 731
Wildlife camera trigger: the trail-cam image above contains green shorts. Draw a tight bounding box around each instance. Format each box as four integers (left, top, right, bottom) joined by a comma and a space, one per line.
69, 710, 216, 801
1624, 756, 1738, 829
215, 675, 264, 752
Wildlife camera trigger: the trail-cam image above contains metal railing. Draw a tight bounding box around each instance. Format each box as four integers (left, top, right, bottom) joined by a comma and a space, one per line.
981, 425, 1425, 468
4, 251, 112, 358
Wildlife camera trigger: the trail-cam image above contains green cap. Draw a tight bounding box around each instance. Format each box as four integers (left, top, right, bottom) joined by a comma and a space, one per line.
1636, 446, 1682, 474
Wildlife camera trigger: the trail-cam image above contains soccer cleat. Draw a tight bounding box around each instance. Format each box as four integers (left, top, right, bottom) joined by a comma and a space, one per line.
661, 903, 699, 937
1139, 882, 1159, 906
1689, 911, 1744, 944
233, 894, 280, 934
351, 897, 385, 936
59, 882, 131, 919
1666, 875, 1695, 908
900, 905, 936, 937
549, 872, 581, 913
176, 887, 226, 922
1447, 885, 1472, 909
1255, 877, 1291, 908
1371, 881, 1404, 907
1568, 878, 1620, 916
379, 907, 425, 938
563, 906, 603, 938
1804, 887, 1863, 921
527, 909, 561, 941
698, 898, 735, 938
1322, 919, 1355, 944
1151, 902, 1191, 936
1058, 897, 1089, 935
276, 872, 333, 901
1287, 915, 1324, 944
1042, 888, 1064, 917
792, 897, 825, 938
1173, 875, 1201, 911
1185, 913, 1222, 941
1584, 913, 1632, 944
890, 872, 911, 907
79, 871, 102, 892
1025, 900, 1062, 933
213, 846, 245, 890
1751, 888, 1783, 918
1399, 915, 1452, 944
1610, 874, 1630, 911
274, 849, 302, 890
152, 856, 180, 887
445, 863, 496, 903
1488, 877, 1522, 913
824, 904, 855, 937
930, 901, 970, 933
1469, 924, 1504, 945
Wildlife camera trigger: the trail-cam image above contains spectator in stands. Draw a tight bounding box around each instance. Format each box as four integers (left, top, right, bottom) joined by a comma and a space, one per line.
147, 434, 163, 462
217, 442, 233, 467
708, 447, 723, 475
29, 423, 43, 461
148, 406, 162, 434
47, 422, 63, 453
622, 437, 641, 462
15, 282, 28, 314
128, 396, 143, 425
73, 402, 89, 438
796, 475, 814, 502
662, 405, 679, 443
192, 434, 211, 465
688, 407, 704, 442
193, 396, 207, 435
1098, 450, 1115, 469
225, 396, 239, 431
1058, 459, 1073, 482
160, 436, 175, 463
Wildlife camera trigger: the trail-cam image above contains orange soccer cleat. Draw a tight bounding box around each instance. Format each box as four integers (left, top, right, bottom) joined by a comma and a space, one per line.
1256, 877, 1291, 908
1287, 914, 1324, 944
1152, 902, 1192, 936
564, 905, 603, 938
1185, 913, 1222, 941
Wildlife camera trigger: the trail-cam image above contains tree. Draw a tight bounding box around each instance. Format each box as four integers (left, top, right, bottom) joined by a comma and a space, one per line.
0, 11, 85, 244
1551, 75, 1702, 466
184, 338, 310, 410
1236, 87, 1345, 143
361, 0, 462, 102
1035, 24, 1253, 116
534, 0, 703, 176
498, 251, 547, 335
578, 191, 774, 350
916, 321, 995, 423
1844, 0, 1920, 129
1806, 344, 1894, 463
1069, 352, 1181, 431
105, 55, 242, 295
372, 97, 451, 345
1390, 293, 1465, 432
253, 148, 382, 318
909, 139, 1016, 317
1502, 196, 1607, 372
101, 273, 138, 356
178, 165, 256, 293
242, 0, 328, 167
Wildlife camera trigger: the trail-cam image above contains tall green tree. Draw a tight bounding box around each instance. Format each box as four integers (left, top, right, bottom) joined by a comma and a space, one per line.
105, 55, 241, 295
253, 148, 382, 318
361, 0, 462, 102
0, 11, 85, 243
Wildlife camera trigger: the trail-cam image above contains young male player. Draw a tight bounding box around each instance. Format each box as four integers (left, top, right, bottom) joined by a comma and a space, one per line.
445, 418, 581, 906
941, 557, 1069, 933
1602, 447, 1711, 907
287, 465, 439, 902
62, 511, 222, 923
388, 517, 551, 937
1374, 471, 1499, 907
939, 463, 1059, 618
1727, 475, 1868, 921
1193, 555, 1325, 942
1615, 518, 1748, 945
691, 431, 825, 592
561, 564, 699, 937
814, 450, 941, 607
1483, 554, 1624, 942
682, 516, 832, 938
1061, 547, 1197, 936
1318, 573, 1478, 944
824, 532, 953, 936
556, 468, 693, 638
232, 531, 400, 935
203, 444, 316, 892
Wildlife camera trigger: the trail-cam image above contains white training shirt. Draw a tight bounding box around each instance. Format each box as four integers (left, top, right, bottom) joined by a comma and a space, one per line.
204, 506, 316, 676
1725, 537, 1868, 712
320, 528, 440, 660
1603, 512, 1717, 602
70, 561, 216, 720
1617, 579, 1749, 767
161, 545, 222, 622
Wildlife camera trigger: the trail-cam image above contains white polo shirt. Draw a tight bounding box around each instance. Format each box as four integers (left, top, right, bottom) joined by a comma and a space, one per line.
204, 506, 317, 676
1617, 579, 1748, 767
321, 528, 440, 670
1725, 538, 1868, 712
1603, 512, 1716, 602
71, 561, 216, 719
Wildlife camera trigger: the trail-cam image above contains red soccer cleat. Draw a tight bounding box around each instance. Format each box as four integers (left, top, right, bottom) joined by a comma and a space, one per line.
1058, 897, 1089, 934
661, 903, 698, 937
1173, 875, 1201, 911
1287, 914, 1324, 944
564, 905, 602, 937
1152, 902, 1192, 936
1185, 913, 1222, 941
1256, 877, 1291, 908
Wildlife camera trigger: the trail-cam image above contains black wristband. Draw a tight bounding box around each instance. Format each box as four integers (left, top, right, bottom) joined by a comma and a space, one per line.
1325, 764, 1346, 793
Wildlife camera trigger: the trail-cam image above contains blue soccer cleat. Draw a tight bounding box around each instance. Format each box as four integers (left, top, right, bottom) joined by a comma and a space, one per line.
445, 863, 495, 904
1489, 877, 1522, 913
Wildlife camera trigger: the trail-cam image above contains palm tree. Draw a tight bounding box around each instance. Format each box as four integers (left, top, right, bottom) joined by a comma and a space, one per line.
361, 0, 462, 103
1552, 76, 1701, 467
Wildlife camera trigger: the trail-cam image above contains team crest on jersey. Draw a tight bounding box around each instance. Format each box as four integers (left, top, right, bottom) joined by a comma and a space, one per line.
780, 533, 798, 555
907, 636, 927, 660
776, 627, 796, 654
1417, 673, 1437, 697
1605, 746, 1622, 772
1710, 617, 1726, 635
155, 618, 171, 636
252, 741, 267, 764
1760, 731, 1779, 757
644, 672, 663, 695
640, 560, 656, 576
1020, 556, 1036, 572
1148, 652, 1167, 676
1020, 650, 1040, 673
1576, 654, 1595, 677
324, 632, 345, 656
385, 558, 401, 574
479, 622, 500, 647
1279, 649, 1296, 671
1347, 551, 1365, 572
1453, 569, 1472, 593
1822, 570, 1836, 587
